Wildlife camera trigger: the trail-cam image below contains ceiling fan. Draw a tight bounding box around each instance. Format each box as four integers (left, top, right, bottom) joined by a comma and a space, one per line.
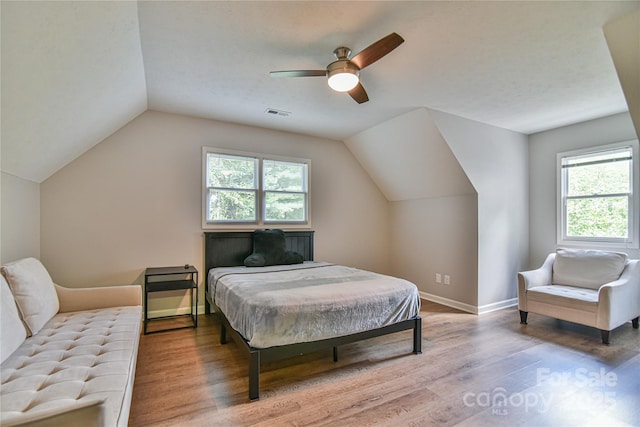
270, 32, 404, 104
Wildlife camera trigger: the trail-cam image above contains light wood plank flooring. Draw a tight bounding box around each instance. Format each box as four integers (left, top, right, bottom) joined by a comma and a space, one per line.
129, 301, 640, 426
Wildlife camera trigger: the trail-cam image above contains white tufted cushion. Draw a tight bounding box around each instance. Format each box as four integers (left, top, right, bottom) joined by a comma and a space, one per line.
1, 305, 141, 427
1, 276, 27, 364
1, 258, 60, 336
527, 285, 598, 312
552, 249, 628, 290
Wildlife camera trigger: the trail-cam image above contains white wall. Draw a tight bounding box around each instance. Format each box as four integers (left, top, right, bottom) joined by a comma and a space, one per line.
40, 111, 390, 314
528, 112, 639, 268
430, 109, 529, 311
345, 107, 528, 313
390, 195, 478, 308
345, 108, 476, 201
1, 172, 40, 264
345, 108, 479, 309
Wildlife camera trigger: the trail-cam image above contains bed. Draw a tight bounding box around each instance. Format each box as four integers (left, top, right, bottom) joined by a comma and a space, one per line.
204, 230, 422, 400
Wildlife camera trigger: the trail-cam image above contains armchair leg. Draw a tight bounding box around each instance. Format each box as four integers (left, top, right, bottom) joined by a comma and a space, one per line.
632, 317, 639, 329
600, 330, 610, 345
519, 310, 528, 325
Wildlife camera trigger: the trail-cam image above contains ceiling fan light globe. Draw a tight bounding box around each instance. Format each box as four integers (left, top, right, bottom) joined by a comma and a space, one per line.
328, 72, 359, 92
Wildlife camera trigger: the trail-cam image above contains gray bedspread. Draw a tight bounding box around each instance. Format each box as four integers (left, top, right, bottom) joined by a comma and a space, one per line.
208, 262, 421, 348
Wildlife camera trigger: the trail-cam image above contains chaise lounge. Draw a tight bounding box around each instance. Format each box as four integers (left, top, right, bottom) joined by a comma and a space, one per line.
518, 248, 640, 344
1, 258, 141, 426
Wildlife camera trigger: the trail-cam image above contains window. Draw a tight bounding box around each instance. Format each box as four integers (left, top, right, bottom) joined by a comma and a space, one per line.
557, 140, 639, 247
263, 159, 308, 222
203, 148, 310, 228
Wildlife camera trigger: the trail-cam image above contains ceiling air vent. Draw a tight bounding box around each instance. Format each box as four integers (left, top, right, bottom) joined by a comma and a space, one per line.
265, 108, 290, 117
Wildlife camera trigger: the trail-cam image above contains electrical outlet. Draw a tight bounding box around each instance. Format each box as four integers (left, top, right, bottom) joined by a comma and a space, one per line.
435, 273, 442, 283
444, 275, 450, 285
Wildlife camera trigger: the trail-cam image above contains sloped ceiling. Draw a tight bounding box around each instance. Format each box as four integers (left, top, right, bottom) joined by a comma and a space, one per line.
604, 9, 640, 139
1, 1, 638, 183
1, 1, 147, 183
345, 108, 475, 202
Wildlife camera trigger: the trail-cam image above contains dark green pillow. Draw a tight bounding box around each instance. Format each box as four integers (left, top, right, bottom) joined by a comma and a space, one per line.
244, 229, 304, 267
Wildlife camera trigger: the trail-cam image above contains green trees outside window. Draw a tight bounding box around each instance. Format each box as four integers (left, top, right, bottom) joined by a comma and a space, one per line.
205, 151, 309, 224
264, 160, 307, 222
561, 147, 632, 241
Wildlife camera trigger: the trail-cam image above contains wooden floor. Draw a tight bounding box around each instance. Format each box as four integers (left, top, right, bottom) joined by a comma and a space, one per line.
129, 301, 640, 426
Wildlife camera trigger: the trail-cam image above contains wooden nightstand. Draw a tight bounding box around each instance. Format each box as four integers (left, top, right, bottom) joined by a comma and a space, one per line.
144, 265, 198, 334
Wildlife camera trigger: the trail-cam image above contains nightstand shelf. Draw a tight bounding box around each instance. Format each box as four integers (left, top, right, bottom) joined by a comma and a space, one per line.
144, 265, 198, 334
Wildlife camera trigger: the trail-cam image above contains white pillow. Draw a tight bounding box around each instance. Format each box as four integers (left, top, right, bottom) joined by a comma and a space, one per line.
552, 249, 628, 290
1, 258, 59, 336
1, 275, 27, 363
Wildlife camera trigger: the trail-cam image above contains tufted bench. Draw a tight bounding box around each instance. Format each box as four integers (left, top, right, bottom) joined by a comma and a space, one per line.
1, 258, 141, 426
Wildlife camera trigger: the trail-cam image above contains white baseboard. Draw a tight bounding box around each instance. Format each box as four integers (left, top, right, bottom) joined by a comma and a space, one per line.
419, 292, 517, 315
477, 298, 517, 315
419, 292, 477, 314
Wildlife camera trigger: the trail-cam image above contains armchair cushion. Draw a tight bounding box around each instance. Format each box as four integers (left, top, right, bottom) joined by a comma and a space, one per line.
527, 285, 598, 312
1, 258, 59, 336
552, 248, 628, 290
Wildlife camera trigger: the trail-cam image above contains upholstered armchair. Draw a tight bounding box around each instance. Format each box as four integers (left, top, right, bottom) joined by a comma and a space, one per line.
518, 249, 640, 344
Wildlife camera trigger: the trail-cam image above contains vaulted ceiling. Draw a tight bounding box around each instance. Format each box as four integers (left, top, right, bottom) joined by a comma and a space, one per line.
2, 1, 638, 183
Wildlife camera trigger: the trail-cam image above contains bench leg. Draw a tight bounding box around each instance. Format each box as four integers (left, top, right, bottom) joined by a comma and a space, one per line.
519, 310, 528, 325
333, 346, 338, 362
600, 330, 610, 345
632, 317, 639, 329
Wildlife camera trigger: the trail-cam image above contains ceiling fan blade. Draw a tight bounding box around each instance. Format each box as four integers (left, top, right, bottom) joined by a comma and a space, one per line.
350, 32, 404, 70
270, 70, 326, 78
348, 83, 369, 104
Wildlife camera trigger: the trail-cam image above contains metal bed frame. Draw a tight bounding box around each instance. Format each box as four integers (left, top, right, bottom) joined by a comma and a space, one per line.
203, 230, 422, 400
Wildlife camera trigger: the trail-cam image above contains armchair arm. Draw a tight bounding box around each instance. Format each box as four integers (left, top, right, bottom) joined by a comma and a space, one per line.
55, 284, 142, 313
597, 260, 640, 330
517, 253, 555, 310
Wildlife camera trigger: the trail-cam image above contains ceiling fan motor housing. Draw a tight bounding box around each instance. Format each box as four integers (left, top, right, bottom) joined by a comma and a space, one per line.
327, 59, 360, 92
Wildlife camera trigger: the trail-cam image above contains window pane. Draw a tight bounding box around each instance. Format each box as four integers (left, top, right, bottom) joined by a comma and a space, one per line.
265, 192, 305, 221
264, 160, 306, 192
207, 189, 256, 221
566, 197, 628, 238
207, 154, 257, 189
567, 158, 630, 196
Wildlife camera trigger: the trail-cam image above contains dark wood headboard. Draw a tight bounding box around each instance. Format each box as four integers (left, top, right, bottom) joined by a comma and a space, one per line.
203, 230, 315, 275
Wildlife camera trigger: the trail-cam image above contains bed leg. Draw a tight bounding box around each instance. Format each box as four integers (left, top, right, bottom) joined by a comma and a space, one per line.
413, 317, 422, 354
249, 350, 260, 401
220, 321, 227, 345
333, 346, 338, 362
205, 299, 211, 315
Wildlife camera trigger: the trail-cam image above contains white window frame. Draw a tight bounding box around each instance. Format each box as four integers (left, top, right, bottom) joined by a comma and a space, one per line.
556, 139, 639, 249
202, 147, 311, 229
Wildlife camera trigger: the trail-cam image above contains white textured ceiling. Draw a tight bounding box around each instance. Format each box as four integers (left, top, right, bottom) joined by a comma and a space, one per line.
1, 1, 147, 183
2, 1, 638, 183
